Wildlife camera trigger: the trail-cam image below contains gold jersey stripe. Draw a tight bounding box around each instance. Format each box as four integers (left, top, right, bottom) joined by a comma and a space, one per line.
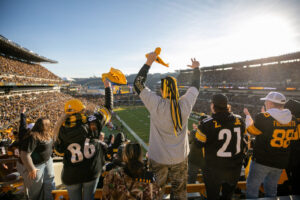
247, 124, 263, 135
195, 129, 207, 142
54, 149, 64, 157
98, 107, 111, 124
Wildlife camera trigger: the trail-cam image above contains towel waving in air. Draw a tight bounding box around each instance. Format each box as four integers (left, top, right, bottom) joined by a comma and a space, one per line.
102, 68, 127, 85
146, 47, 169, 67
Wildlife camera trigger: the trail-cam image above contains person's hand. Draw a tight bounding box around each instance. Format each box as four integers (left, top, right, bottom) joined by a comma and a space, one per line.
103, 79, 111, 88
21, 107, 26, 114
145, 52, 157, 66
243, 108, 250, 116
261, 106, 265, 113
28, 168, 39, 180
187, 58, 200, 69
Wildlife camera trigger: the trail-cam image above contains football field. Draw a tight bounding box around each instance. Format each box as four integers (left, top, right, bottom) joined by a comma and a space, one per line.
114, 106, 197, 144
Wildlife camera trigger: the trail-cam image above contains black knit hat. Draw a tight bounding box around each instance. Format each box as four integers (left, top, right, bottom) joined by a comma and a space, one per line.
212, 94, 228, 108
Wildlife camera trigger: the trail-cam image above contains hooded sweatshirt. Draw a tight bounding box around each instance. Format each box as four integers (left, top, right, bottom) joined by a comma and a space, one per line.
250, 108, 297, 169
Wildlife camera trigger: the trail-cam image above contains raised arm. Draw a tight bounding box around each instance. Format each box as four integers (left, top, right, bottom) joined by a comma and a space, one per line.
103, 79, 113, 112
134, 52, 157, 95
18, 107, 29, 142
187, 58, 201, 90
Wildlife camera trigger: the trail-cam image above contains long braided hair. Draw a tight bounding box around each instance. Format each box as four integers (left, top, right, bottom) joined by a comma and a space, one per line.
161, 76, 182, 136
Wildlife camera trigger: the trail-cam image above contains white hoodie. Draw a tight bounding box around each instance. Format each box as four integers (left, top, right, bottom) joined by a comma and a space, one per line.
245, 108, 292, 128
266, 108, 292, 124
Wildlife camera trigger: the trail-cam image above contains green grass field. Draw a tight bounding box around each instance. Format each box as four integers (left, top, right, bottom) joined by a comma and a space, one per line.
114, 106, 197, 144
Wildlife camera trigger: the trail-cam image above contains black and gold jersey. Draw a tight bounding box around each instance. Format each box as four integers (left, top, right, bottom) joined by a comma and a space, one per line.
195, 112, 246, 169
247, 112, 297, 169
54, 87, 113, 185
292, 117, 300, 148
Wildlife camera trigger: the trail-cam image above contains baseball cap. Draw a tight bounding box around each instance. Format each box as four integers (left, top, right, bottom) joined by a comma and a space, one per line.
212, 94, 228, 108
260, 92, 286, 104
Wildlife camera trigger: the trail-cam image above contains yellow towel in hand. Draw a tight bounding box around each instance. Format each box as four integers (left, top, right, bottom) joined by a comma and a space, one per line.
146, 47, 169, 67
102, 68, 127, 85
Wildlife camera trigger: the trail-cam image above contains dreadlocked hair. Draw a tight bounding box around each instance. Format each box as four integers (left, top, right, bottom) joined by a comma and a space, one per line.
161, 76, 182, 136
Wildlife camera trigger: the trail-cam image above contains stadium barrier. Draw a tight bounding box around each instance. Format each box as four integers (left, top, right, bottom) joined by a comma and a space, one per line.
51, 181, 247, 199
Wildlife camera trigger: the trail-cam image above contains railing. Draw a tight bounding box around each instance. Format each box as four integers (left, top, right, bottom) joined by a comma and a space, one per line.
0, 73, 62, 82
51, 181, 247, 200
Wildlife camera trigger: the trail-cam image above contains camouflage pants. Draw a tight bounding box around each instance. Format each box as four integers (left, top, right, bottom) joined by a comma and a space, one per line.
149, 158, 188, 200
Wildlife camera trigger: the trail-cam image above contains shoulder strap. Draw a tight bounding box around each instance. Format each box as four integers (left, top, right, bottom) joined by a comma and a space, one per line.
117, 170, 141, 200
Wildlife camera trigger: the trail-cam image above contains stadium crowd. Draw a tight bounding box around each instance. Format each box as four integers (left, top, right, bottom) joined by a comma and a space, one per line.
0, 92, 72, 131
1, 51, 300, 200
0, 75, 63, 85
0, 55, 64, 85
178, 61, 300, 88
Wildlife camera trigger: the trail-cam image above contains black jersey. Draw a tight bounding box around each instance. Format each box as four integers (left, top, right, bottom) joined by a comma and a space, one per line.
55, 87, 113, 185
247, 112, 297, 169
196, 112, 246, 169
55, 109, 111, 185
291, 117, 300, 149
20, 135, 53, 165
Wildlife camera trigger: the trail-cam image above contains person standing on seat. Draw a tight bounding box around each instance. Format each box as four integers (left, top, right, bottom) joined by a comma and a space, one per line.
244, 92, 297, 198
194, 94, 246, 200
54, 79, 113, 200
285, 99, 300, 195
20, 117, 55, 200
134, 51, 200, 199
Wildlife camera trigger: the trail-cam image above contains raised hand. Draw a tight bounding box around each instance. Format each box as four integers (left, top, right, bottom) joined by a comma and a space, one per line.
21, 107, 26, 114
103, 79, 111, 88
243, 108, 250, 116
145, 52, 158, 66
261, 106, 265, 113
187, 58, 200, 69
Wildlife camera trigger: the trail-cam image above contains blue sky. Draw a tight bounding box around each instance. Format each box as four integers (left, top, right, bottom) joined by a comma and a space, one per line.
1, 0, 300, 78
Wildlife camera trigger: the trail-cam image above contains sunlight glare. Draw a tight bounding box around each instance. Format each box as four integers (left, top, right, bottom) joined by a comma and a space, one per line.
231, 14, 297, 58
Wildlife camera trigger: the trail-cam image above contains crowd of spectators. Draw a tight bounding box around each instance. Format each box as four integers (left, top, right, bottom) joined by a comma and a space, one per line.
1, 54, 299, 199
0, 55, 64, 85
0, 75, 63, 85
0, 92, 73, 132
177, 61, 300, 88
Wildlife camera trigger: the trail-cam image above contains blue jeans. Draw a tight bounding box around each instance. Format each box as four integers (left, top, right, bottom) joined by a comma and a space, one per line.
20, 158, 56, 200
246, 161, 282, 198
66, 178, 99, 200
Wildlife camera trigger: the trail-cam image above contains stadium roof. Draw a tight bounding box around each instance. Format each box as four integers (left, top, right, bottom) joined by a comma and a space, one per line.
179, 51, 300, 72
0, 35, 58, 63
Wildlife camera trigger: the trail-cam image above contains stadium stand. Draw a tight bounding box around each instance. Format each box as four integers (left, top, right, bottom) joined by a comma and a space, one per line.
1, 35, 299, 199
177, 51, 300, 90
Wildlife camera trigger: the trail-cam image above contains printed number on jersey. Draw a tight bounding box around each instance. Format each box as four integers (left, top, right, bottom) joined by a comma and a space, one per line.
67, 138, 96, 163
217, 127, 241, 157
270, 129, 294, 148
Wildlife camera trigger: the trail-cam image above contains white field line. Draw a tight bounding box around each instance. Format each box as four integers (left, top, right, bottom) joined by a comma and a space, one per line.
115, 113, 197, 151
115, 114, 149, 151
189, 117, 198, 122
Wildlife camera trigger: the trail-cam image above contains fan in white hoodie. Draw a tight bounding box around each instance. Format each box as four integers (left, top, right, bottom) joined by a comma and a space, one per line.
244, 92, 298, 198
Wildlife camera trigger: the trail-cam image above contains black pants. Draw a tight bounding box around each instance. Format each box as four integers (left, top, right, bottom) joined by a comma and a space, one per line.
203, 166, 241, 200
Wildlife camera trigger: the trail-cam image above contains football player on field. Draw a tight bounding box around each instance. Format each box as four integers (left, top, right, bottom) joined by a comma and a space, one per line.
194, 94, 246, 200
244, 92, 297, 198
